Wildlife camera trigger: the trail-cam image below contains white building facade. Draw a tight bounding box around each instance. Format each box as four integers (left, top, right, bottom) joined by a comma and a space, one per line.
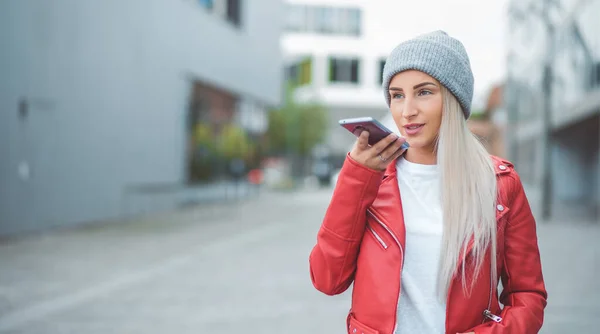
281, 0, 509, 169
282, 0, 394, 166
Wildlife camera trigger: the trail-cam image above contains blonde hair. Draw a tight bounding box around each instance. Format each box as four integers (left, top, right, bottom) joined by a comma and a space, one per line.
436, 87, 498, 301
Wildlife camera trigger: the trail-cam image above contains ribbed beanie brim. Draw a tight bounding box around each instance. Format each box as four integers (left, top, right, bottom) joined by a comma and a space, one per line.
382, 30, 474, 118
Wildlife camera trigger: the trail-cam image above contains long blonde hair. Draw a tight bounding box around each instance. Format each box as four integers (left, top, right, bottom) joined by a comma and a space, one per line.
436, 87, 498, 301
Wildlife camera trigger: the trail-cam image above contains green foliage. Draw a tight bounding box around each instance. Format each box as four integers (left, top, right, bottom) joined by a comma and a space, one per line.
194, 123, 215, 153
266, 108, 287, 154
189, 123, 216, 181
296, 103, 328, 155
469, 109, 489, 120
217, 124, 255, 160
266, 85, 329, 156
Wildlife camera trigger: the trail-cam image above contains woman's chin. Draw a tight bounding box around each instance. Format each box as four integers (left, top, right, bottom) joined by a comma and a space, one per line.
404, 140, 435, 153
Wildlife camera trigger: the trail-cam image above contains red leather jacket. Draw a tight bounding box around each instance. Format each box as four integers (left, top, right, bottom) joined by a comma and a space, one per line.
309, 154, 547, 334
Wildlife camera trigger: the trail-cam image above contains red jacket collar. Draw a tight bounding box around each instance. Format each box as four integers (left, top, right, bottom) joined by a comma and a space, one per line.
384, 155, 513, 177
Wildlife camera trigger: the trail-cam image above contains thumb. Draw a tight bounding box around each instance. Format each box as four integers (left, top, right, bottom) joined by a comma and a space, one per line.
357, 131, 369, 150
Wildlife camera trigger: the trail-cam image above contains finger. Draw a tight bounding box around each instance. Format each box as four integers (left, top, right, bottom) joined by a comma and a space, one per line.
372, 133, 399, 154
383, 137, 408, 159
383, 145, 406, 163
356, 131, 370, 150
379, 136, 406, 157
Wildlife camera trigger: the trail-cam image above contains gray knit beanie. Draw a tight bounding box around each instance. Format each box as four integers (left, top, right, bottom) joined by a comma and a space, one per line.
382, 30, 474, 118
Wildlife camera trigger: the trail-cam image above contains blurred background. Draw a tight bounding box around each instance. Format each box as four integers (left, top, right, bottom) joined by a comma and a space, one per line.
0, 0, 598, 333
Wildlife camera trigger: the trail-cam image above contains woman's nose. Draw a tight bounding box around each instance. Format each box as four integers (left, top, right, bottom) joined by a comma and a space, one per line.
403, 97, 418, 118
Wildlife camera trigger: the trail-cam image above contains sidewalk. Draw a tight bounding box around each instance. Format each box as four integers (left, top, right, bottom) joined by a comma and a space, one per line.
0, 188, 596, 333
535, 220, 599, 333
0, 189, 283, 333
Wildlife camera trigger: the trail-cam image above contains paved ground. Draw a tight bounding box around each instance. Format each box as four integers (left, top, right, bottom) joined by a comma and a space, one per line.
0, 188, 597, 333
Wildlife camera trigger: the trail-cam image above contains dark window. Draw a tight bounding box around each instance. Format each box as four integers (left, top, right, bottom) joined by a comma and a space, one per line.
285, 65, 298, 83
329, 58, 360, 83
285, 57, 313, 86
351, 60, 359, 82
226, 0, 241, 27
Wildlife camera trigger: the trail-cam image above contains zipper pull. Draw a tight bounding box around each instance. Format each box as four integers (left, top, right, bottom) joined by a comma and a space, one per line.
483, 309, 502, 323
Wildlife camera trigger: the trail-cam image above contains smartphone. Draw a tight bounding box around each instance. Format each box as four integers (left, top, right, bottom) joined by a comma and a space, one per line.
339, 117, 409, 149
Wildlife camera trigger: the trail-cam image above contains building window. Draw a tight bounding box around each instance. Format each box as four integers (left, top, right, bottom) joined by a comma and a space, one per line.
315, 7, 335, 33
226, 0, 241, 27
286, 65, 298, 84
298, 58, 312, 85
199, 0, 242, 28
378, 59, 386, 84
329, 58, 360, 84
285, 5, 362, 36
286, 57, 313, 86
344, 8, 361, 36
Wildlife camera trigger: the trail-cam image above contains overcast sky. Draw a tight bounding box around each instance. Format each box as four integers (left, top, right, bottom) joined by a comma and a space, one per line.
369, 0, 510, 110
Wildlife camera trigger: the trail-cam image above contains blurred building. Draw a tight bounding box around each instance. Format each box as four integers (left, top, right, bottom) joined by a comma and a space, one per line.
281, 0, 390, 166
505, 0, 600, 222
467, 84, 508, 158
0, 0, 283, 236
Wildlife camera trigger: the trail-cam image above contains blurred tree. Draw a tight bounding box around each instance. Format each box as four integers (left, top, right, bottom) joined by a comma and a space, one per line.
190, 123, 216, 182
194, 123, 215, 153
296, 102, 328, 155
468, 109, 488, 121
266, 85, 328, 157
265, 107, 287, 154
217, 123, 255, 161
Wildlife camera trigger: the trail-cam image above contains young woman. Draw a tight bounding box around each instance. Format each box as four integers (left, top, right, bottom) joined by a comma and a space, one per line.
309, 31, 547, 334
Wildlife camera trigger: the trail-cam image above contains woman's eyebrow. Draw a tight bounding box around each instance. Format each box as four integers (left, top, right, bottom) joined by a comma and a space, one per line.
389, 82, 437, 91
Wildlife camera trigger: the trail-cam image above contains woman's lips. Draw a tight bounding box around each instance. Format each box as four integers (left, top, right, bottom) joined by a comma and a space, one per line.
404, 124, 424, 136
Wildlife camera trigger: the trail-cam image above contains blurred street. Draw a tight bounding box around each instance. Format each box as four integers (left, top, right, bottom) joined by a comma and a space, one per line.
0, 188, 597, 334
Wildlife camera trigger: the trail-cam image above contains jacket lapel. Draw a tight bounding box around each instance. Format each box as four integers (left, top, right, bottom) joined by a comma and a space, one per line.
369, 158, 406, 249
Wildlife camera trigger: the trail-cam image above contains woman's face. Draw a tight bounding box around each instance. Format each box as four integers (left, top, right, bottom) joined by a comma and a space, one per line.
388, 70, 444, 154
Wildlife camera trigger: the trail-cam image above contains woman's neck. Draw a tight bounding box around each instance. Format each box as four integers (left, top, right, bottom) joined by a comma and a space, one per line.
403, 148, 437, 165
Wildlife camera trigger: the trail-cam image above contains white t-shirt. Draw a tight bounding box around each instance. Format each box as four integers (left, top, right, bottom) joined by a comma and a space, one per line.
395, 157, 446, 334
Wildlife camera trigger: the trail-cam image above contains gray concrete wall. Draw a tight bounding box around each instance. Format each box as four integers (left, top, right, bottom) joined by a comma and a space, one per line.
0, 0, 282, 235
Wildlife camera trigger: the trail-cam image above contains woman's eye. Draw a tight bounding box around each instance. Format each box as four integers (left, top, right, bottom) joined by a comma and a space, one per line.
419, 90, 432, 96
392, 93, 404, 99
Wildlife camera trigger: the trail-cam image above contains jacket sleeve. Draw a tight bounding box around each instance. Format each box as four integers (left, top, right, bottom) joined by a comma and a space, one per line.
309, 154, 384, 296
470, 172, 548, 334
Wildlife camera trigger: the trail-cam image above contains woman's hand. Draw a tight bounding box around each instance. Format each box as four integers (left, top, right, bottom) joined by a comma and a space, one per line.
349, 131, 407, 171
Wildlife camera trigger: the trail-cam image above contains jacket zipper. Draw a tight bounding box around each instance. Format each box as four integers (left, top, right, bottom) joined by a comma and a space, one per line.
482, 202, 510, 324
367, 225, 388, 249
366, 209, 403, 333
482, 266, 502, 323
482, 222, 503, 324
483, 309, 502, 323
447, 240, 503, 328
